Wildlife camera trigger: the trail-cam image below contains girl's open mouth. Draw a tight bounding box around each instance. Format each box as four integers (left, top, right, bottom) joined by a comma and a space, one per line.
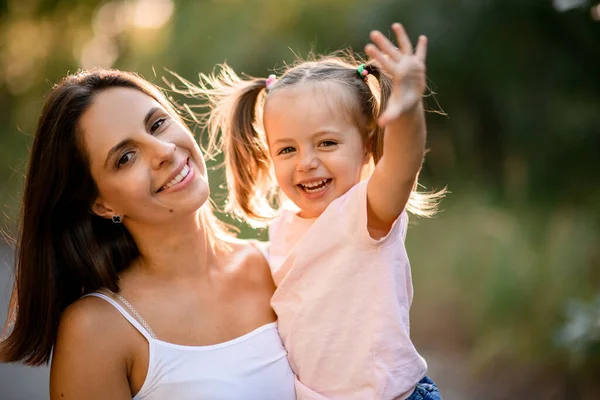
298, 178, 332, 194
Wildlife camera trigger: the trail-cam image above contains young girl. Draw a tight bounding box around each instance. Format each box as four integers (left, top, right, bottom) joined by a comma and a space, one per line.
189, 23, 444, 399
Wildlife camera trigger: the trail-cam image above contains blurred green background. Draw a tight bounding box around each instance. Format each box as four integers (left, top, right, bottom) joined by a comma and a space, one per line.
0, 0, 599, 399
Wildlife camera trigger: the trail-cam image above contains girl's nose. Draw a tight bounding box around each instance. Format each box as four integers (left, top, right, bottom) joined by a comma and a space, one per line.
297, 150, 319, 172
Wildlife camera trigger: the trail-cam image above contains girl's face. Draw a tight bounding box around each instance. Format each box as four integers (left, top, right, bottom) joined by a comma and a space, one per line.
80, 87, 210, 225
264, 82, 370, 219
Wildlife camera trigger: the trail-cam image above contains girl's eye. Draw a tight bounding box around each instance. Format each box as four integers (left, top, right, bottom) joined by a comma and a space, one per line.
117, 152, 134, 167
278, 147, 295, 155
319, 140, 338, 147
150, 117, 167, 134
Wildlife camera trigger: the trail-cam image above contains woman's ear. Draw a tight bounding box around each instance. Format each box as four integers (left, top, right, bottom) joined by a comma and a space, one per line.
90, 197, 114, 220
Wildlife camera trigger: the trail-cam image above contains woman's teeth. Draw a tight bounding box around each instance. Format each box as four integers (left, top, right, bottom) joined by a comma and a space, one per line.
300, 179, 330, 193
160, 164, 190, 191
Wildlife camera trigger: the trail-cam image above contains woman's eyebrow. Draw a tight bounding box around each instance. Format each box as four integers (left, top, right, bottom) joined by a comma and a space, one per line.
103, 106, 161, 168
144, 107, 160, 125
104, 138, 134, 169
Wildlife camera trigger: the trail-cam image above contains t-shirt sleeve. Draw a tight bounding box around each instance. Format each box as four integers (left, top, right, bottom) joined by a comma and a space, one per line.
334, 179, 408, 247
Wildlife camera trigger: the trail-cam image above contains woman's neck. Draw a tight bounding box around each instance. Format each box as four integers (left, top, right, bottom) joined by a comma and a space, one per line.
124, 209, 220, 280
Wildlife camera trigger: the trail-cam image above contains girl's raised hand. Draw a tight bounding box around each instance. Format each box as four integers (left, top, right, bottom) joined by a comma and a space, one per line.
365, 23, 427, 127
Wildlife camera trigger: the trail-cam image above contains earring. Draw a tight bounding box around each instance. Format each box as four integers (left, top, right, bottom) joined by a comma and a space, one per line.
112, 215, 122, 224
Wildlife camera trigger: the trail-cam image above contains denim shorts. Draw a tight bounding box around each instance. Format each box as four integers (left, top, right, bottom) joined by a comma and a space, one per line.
405, 376, 442, 400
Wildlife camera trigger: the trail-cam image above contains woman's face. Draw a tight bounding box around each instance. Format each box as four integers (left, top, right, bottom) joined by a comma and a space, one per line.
80, 87, 209, 225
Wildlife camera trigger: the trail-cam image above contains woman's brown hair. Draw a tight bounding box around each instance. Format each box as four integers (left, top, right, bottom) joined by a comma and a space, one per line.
0, 68, 227, 365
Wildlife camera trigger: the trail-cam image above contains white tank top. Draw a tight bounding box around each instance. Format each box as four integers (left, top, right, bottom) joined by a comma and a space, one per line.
84, 292, 296, 400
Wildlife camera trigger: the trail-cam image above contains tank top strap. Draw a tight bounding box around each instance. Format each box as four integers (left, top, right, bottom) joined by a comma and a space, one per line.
83, 292, 156, 341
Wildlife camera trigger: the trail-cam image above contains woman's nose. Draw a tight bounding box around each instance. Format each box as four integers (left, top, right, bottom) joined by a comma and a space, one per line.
151, 139, 177, 170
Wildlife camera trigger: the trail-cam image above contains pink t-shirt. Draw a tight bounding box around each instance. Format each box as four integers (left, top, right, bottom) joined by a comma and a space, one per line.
269, 180, 427, 400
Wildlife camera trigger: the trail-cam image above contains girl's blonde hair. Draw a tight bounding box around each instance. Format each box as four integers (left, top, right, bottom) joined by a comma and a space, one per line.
173, 51, 445, 227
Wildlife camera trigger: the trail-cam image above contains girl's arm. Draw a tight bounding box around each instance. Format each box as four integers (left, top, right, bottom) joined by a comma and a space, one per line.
365, 24, 428, 236
50, 298, 133, 400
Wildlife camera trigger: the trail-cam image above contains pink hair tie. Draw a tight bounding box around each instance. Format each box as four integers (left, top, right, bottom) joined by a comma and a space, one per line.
265, 74, 277, 90
357, 64, 369, 82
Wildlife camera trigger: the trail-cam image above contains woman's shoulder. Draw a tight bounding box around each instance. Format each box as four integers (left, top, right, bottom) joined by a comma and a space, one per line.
51, 295, 136, 398
55, 294, 133, 354
221, 238, 274, 287
61, 294, 116, 325
222, 237, 268, 258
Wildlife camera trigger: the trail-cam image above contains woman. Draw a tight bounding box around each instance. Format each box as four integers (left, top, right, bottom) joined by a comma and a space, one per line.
0, 69, 296, 399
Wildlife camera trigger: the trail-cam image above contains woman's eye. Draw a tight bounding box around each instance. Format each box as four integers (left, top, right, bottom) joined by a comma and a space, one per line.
150, 117, 167, 134
117, 152, 134, 167
278, 147, 295, 155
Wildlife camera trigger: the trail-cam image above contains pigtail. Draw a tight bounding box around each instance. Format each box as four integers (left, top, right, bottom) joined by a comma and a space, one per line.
174, 66, 277, 225
223, 76, 276, 224
363, 63, 393, 165
364, 63, 446, 218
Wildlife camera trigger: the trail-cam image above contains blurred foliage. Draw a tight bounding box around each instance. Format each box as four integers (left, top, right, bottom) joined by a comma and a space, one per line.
556, 294, 600, 367
0, 0, 599, 397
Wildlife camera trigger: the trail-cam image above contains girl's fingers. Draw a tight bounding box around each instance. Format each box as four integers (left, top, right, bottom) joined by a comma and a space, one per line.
364, 44, 396, 71
369, 30, 402, 61
415, 35, 428, 63
393, 23, 413, 55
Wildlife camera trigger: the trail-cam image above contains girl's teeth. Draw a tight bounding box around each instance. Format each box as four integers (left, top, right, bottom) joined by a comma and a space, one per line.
302, 179, 326, 188
300, 179, 330, 193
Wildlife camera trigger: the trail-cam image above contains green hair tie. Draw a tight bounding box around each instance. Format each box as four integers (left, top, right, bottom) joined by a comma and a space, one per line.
357, 64, 369, 80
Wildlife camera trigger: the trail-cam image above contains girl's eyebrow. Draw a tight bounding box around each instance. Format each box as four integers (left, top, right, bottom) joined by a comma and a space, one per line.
103, 107, 160, 168
271, 130, 343, 147
312, 129, 342, 138
271, 137, 294, 147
